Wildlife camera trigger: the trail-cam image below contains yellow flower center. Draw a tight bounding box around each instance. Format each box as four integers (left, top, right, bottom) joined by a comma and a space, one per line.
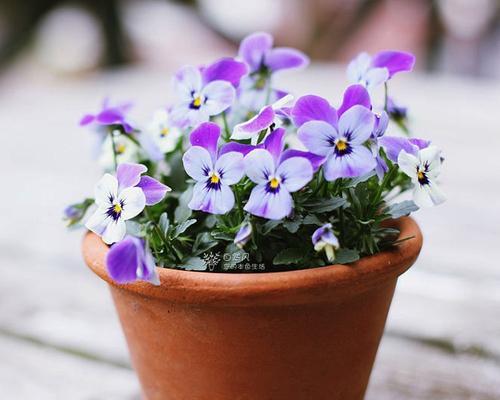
192, 97, 203, 107
160, 127, 169, 137
336, 140, 348, 151
113, 203, 122, 214
210, 173, 220, 184
269, 177, 280, 189
417, 171, 425, 181
116, 143, 126, 154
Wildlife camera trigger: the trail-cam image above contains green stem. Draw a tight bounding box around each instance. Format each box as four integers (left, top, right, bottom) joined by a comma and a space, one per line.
109, 129, 119, 170
384, 82, 389, 111
222, 112, 230, 141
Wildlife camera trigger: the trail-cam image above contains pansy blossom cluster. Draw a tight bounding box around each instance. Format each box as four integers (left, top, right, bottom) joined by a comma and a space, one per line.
66, 32, 445, 284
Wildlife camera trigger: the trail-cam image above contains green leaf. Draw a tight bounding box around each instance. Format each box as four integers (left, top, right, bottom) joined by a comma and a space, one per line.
273, 247, 305, 265
385, 200, 419, 219
125, 220, 143, 237
211, 231, 234, 241
180, 257, 207, 271
159, 213, 170, 236
345, 171, 375, 188
261, 219, 281, 235
173, 218, 197, 238
303, 197, 346, 213
174, 187, 193, 223
333, 248, 360, 264
302, 215, 323, 226
283, 218, 302, 233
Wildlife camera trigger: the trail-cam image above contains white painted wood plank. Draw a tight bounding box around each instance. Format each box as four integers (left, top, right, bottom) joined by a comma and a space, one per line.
0, 335, 139, 400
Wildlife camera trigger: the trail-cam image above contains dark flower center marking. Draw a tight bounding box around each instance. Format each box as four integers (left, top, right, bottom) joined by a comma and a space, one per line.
206, 172, 222, 191
417, 167, 429, 186
160, 127, 169, 137
333, 138, 352, 156
107, 200, 125, 221
266, 176, 281, 194
189, 93, 205, 110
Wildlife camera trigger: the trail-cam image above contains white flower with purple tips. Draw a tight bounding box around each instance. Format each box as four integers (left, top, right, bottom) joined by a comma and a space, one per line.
170, 58, 247, 129
347, 51, 415, 90
182, 122, 245, 214
106, 235, 159, 285
244, 128, 315, 220
398, 146, 446, 208
85, 163, 171, 244
295, 89, 376, 181
312, 223, 339, 263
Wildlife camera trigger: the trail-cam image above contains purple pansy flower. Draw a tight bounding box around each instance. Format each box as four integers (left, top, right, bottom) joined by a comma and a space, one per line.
106, 235, 159, 285
387, 97, 408, 120
243, 128, 314, 220
370, 111, 390, 180
182, 122, 245, 214
296, 100, 376, 181
86, 163, 170, 244
312, 223, 339, 263
237, 32, 308, 111
231, 94, 293, 143
379, 136, 430, 163
170, 58, 247, 129
234, 222, 252, 248
80, 98, 134, 133
347, 51, 415, 90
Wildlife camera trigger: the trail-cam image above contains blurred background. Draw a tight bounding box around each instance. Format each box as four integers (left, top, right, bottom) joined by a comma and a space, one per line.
0, 1, 499, 399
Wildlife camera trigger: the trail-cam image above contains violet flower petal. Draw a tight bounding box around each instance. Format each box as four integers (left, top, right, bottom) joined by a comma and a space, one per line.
338, 84, 371, 116
182, 146, 213, 181
189, 181, 235, 214
265, 47, 309, 72
214, 152, 244, 185
231, 105, 274, 140
291, 95, 337, 127
276, 157, 313, 192
297, 120, 338, 157
201, 81, 236, 116
244, 149, 275, 185
137, 176, 170, 205
263, 127, 286, 164
202, 57, 248, 87
379, 136, 419, 162
238, 32, 273, 72
279, 149, 325, 172
323, 146, 376, 180
244, 183, 293, 220
219, 142, 257, 157
190, 122, 221, 159
116, 163, 148, 189
372, 51, 415, 78
106, 236, 140, 283
338, 105, 374, 145
80, 114, 95, 126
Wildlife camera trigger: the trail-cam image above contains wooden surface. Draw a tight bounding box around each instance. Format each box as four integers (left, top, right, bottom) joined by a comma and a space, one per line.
0, 62, 499, 399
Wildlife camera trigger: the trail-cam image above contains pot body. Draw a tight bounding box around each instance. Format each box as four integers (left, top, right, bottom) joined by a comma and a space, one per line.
83, 218, 422, 400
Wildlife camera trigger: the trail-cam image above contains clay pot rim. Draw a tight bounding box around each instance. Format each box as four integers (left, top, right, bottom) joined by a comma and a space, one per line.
83, 217, 422, 306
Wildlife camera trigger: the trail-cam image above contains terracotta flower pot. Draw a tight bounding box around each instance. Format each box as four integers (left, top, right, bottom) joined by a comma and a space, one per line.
83, 217, 422, 400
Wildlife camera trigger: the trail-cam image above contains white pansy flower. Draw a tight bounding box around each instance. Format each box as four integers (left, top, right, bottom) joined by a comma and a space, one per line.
85, 173, 146, 244
398, 146, 446, 208
99, 130, 141, 171
146, 109, 182, 154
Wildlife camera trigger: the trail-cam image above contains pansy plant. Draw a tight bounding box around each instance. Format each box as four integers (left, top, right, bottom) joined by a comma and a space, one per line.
68, 32, 445, 282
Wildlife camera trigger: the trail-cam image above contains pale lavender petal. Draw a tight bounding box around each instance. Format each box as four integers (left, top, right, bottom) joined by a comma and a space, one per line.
312, 223, 332, 245
214, 152, 244, 185
265, 47, 309, 72
263, 128, 285, 163
347, 52, 372, 83
375, 155, 388, 180
244, 149, 275, 184
379, 136, 419, 162
80, 114, 95, 126
189, 122, 220, 159
182, 146, 213, 181
118, 187, 146, 220
291, 95, 337, 127
372, 51, 415, 78
364, 68, 389, 88
373, 111, 389, 138
276, 157, 313, 192
219, 142, 257, 157
173, 65, 202, 102
337, 84, 371, 116
189, 181, 235, 214
231, 105, 274, 140
234, 223, 252, 248
338, 105, 374, 145
244, 183, 293, 220
279, 149, 325, 172
116, 163, 147, 189
238, 32, 273, 72
137, 176, 170, 205
297, 120, 338, 157
409, 138, 431, 150
201, 81, 235, 116
202, 57, 248, 87
106, 236, 140, 283
323, 145, 376, 180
